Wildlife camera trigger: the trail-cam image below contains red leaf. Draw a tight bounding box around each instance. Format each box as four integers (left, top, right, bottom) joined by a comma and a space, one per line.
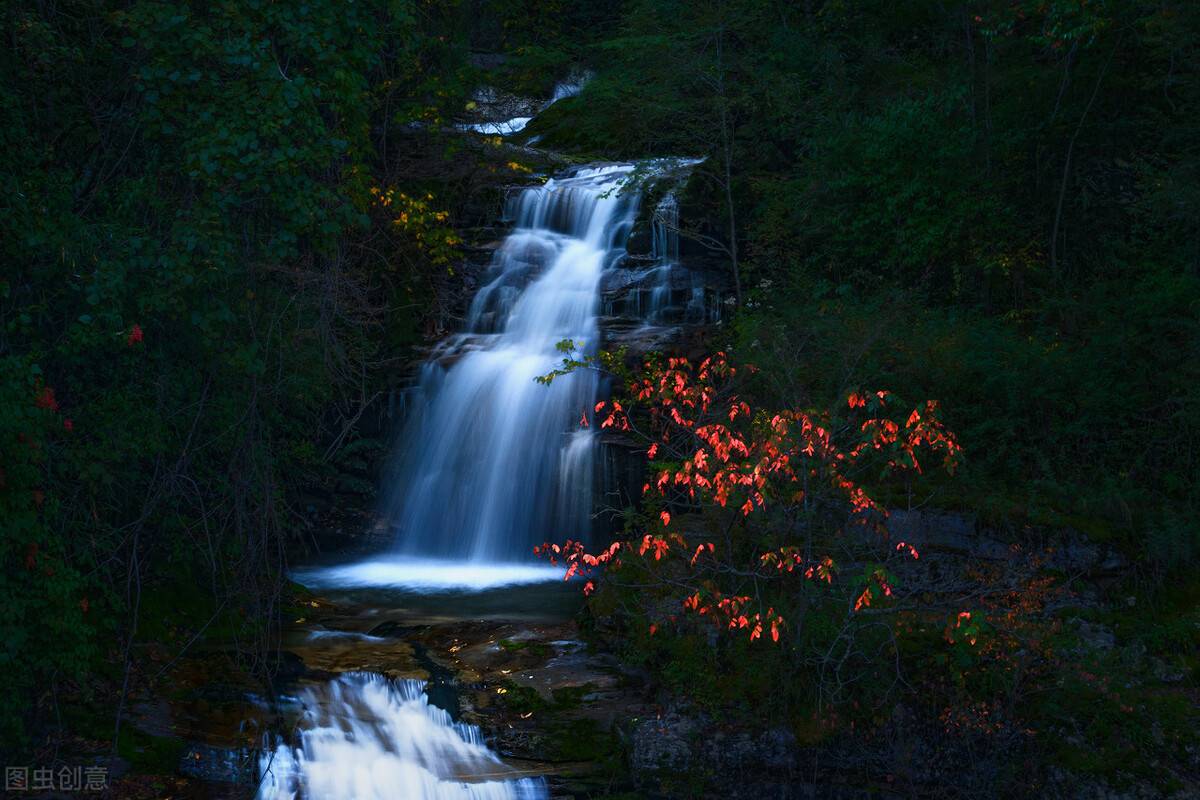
34, 387, 59, 412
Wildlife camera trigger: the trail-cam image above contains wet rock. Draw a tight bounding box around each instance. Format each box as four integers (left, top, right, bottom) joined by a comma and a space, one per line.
463, 86, 542, 125
1044, 532, 1128, 575
885, 509, 982, 554
366, 620, 415, 638
600, 320, 717, 359
699, 725, 799, 776
883, 509, 1128, 576
626, 224, 653, 256
288, 632, 425, 681
598, 265, 647, 297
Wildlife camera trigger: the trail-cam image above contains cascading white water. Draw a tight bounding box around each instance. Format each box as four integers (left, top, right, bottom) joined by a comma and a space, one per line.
642, 191, 710, 324
646, 192, 681, 319
268, 164, 663, 800
652, 191, 680, 264
548, 71, 592, 103
382, 164, 638, 564
461, 72, 592, 136
257, 673, 545, 800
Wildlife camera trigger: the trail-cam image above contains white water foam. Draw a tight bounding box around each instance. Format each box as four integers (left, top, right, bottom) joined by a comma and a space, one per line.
257, 672, 545, 800
460, 116, 533, 136
292, 558, 564, 592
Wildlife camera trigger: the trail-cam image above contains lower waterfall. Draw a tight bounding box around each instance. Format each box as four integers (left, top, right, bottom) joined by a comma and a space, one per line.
257, 673, 545, 800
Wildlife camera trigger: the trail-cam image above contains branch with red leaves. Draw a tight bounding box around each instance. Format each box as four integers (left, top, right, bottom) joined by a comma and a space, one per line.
537, 351, 962, 644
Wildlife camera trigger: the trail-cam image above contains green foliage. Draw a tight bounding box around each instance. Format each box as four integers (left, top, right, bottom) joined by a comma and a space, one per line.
498, 638, 552, 658
0, 0, 477, 742
469, 0, 620, 93
533, 0, 1200, 561
544, 718, 619, 762
533, 0, 1200, 789
0, 358, 96, 742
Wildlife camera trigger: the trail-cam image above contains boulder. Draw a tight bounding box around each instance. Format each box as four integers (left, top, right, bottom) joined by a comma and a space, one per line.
629, 711, 700, 771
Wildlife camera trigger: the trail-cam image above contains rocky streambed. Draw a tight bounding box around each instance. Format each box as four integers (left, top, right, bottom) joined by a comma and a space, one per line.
277, 580, 655, 797
131, 570, 661, 799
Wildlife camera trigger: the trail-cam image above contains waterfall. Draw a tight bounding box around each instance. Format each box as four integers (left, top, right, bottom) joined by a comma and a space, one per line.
267, 164, 649, 799
652, 190, 680, 264
635, 190, 711, 325
381, 164, 638, 564
646, 191, 680, 320
461, 71, 592, 136
548, 71, 592, 104
257, 673, 545, 800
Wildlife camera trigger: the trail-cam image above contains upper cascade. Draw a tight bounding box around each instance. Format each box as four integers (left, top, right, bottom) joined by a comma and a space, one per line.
382, 164, 639, 562
460, 71, 593, 136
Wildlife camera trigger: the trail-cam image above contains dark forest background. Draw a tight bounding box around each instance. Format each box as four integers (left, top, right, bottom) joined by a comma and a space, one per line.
2, 0, 1197, 794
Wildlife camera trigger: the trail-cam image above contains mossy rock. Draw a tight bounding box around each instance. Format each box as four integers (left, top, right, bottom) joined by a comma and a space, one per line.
498, 638, 552, 658
541, 718, 620, 763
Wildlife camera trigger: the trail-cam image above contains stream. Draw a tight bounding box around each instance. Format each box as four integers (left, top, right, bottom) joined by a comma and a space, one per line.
239, 102, 707, 798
